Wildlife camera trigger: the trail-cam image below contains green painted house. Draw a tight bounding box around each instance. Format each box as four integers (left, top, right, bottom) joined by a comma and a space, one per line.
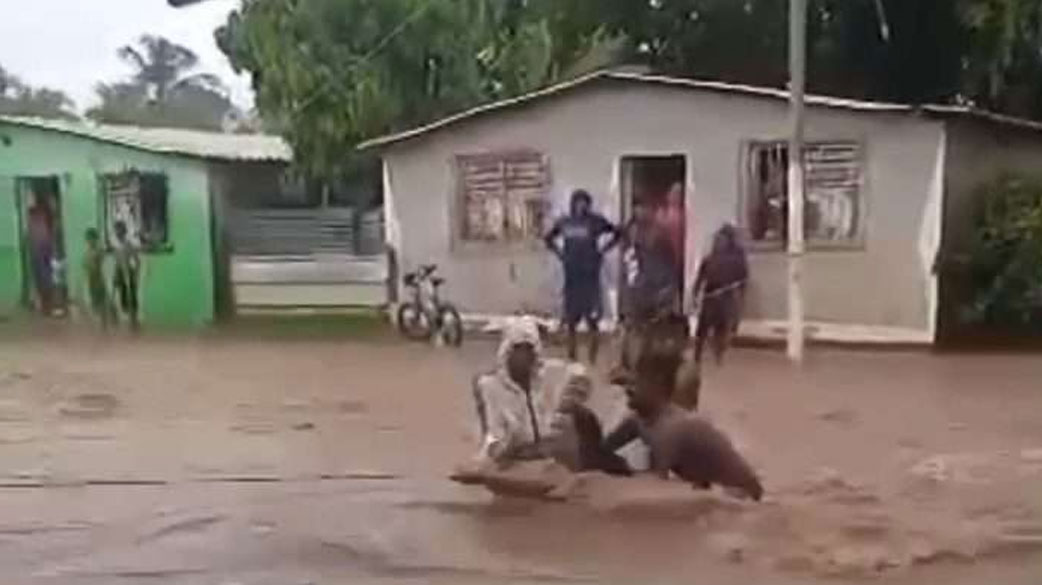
0, 115, 292, 328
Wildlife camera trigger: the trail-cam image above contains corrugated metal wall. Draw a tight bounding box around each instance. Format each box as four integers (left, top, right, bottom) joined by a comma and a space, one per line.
229, 208, 356, 256
226, 208, 388, 308
228, 208, 385, 257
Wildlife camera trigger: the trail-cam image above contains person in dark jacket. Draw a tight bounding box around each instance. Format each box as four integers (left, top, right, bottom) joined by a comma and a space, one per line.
691, 223, 749, 365
544, 189, 622, 363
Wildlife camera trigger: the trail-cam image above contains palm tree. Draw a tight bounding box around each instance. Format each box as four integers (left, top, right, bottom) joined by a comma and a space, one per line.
117, 35, 224, 103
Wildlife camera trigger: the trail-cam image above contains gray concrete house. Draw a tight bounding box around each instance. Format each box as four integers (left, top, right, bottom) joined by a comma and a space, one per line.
362, 71, 1042, 345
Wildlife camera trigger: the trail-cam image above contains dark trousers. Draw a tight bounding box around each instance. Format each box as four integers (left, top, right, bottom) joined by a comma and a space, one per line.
563, 279, 602, 363
695, 295, 737, 364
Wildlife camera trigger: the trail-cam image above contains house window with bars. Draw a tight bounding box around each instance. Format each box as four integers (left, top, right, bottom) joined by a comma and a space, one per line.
101, 171, 170, 250
743, 140, 864, 246
456, 151, 550, 243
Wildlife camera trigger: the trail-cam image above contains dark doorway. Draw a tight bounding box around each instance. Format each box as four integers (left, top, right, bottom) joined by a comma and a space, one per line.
618, 155, 687, 315
16, 176, 68, 316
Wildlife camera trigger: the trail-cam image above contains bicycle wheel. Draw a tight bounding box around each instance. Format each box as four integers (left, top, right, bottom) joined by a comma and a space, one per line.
397, 302, 432, 340
437, 304, 464, 347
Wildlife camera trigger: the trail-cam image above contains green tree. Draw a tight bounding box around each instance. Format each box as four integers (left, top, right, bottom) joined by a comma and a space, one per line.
0, 64, 78, 120
219, 0, 1042, 179
217, 0, 616, 179
958, 0, 1042, 115
963, 174, 1042, 330
117, 34, 223, 103
89, 35, 236, 131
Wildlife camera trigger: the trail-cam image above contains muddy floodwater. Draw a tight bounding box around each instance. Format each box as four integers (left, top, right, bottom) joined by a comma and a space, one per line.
1, 333, 1041, 584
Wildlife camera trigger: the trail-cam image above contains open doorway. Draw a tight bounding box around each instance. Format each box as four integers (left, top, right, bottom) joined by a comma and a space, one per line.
16, 176, 67, 317
618, 155, 687, 316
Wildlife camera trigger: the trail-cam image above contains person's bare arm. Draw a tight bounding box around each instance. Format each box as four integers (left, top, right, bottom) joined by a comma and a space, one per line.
603, 414, 640, 453
651, 453, 672, 480
543, 218, 564, 260
598, 215, 624, 254
690, 260, 707, 308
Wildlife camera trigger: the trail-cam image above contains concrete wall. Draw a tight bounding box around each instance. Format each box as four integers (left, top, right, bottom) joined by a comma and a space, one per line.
0, 122, 215, 328
938, 118, 1042, 338
383, 82, 946, 340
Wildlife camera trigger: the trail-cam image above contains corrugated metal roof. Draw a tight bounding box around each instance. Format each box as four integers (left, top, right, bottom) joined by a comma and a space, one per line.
359, 70, 1042, 149
0, 115, 292, 162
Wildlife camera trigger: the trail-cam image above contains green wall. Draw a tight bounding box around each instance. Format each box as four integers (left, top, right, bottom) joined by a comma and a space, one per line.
0, 173, 22, 315
0, 122, 215, 328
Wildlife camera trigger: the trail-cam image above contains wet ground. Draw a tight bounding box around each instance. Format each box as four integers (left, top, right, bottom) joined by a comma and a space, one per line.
1, 331, 1041, 584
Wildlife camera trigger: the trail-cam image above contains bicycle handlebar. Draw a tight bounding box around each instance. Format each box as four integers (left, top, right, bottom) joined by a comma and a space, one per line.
404, 264, 441, 287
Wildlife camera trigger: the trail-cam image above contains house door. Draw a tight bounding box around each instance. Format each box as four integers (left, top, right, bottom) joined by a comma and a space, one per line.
15, 176, 68, 316
617, 155, 687, 318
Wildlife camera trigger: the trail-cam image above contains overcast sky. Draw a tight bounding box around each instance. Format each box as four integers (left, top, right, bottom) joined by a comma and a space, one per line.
0, 0, 253, 111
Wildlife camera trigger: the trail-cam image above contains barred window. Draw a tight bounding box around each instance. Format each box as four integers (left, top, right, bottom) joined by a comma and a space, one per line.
101, 171, 170, 250
456, 151, 549, 243
743, 140, 863, 246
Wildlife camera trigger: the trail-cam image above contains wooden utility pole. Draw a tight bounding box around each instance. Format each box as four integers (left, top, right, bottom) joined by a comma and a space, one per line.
787, 0, 807, 362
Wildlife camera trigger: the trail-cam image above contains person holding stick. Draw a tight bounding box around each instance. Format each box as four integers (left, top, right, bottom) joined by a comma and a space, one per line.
691, 224, 749, 365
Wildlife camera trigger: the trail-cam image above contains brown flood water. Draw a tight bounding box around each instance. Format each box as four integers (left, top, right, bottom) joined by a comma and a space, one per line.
1, 332, 1041, 584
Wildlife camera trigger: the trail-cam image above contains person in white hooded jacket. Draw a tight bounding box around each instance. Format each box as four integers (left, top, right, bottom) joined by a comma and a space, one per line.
471, 316, 579, 465
454, 317, 633, 496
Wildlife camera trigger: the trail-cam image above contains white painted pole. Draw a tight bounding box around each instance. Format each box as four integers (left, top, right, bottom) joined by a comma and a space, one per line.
787, 0, 807, 362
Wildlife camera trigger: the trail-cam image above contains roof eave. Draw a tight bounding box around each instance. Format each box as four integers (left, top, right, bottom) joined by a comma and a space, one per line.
0, 115, 293, 163
357, 70, 916, 151
358, 71, 1042, 152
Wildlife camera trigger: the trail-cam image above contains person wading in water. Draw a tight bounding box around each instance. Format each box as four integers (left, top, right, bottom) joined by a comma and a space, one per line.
454, 317, 629, 492
620, 198, 683, 369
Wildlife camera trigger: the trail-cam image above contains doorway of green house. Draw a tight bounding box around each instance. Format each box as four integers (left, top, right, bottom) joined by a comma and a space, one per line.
617, 155, 687, 321
15, 176, 68, 317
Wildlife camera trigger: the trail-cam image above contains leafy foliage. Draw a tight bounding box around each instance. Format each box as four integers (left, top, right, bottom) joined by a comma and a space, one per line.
205, 0, 1042, 234
963, 174, 1042, 329
959, 0, 1042, 113
217, 0, 619, 178
0, 65, 78, 120
218, 0, 1042, 183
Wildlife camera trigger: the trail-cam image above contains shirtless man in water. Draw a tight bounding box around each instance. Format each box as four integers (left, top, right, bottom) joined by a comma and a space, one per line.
614, 312, 701, 411
604, 350, 763, 501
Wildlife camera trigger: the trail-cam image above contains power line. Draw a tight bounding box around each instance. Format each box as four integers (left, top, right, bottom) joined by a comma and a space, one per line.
294, 0, 437, 113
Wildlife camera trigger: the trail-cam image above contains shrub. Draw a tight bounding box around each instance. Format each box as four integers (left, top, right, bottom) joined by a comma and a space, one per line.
962, 174, 1042, 330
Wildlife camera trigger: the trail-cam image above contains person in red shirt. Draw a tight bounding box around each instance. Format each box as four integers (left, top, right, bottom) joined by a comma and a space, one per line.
655, 182, 685, 279
26, 201, 55, 315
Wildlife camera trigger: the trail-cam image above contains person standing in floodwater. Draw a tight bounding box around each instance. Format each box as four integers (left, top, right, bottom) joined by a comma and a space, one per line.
544, 189, 622, 363
112, 220, 141, 331
691, 224, 749, 365
619, 198, 683, 370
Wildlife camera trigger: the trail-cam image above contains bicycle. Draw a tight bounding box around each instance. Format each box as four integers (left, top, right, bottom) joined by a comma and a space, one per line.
396, 264, 464, 346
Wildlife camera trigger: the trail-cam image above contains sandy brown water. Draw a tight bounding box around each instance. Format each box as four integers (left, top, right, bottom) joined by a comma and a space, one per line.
1, 332, 1040, 583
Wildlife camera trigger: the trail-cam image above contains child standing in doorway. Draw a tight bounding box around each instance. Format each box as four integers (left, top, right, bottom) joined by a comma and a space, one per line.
112, 221, 140, 331
83, 228, 110, 329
